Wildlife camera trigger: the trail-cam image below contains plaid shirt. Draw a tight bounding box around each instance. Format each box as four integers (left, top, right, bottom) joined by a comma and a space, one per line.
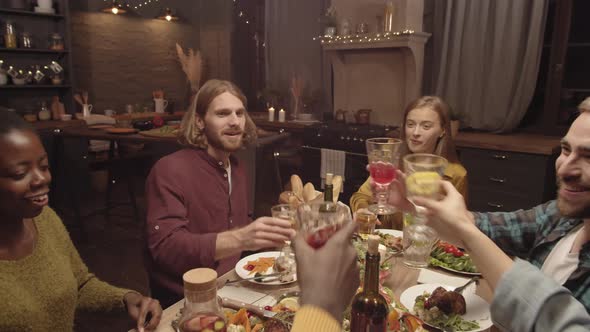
474, 200, 590, 312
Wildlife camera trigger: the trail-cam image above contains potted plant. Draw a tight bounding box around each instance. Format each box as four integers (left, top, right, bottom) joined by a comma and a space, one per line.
319, 5, 338, 36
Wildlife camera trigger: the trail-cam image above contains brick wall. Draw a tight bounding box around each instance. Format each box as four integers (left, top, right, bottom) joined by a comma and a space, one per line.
71, 11, 199, 114
70, 1, 234, 114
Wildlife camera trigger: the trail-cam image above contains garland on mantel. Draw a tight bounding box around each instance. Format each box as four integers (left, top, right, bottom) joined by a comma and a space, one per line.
313, 29, 416, 44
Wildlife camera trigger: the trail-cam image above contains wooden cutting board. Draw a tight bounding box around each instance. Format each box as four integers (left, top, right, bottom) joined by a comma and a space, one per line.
104, 128, 139, 134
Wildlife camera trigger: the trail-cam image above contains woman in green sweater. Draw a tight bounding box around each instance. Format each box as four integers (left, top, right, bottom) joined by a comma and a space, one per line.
0, 110, 162, 331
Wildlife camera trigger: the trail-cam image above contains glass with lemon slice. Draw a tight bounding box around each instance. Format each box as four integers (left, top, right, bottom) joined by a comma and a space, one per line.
402, 154, 448, 267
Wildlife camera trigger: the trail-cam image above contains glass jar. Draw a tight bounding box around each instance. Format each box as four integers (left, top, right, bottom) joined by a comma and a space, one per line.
20, 32, 33, 48
49, 33, 64, 50
178, 268, 227, 332
4, 21, 17, 48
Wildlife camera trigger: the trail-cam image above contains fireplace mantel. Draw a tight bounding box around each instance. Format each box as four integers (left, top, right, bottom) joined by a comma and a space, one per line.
322, 32, 431, 126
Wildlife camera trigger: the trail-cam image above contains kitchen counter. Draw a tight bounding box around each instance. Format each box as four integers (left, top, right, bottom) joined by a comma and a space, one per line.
455, 131, 561, 156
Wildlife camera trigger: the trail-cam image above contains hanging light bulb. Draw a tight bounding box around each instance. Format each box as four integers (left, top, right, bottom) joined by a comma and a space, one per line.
102, 0, 127, 15
157, 8, 179, 22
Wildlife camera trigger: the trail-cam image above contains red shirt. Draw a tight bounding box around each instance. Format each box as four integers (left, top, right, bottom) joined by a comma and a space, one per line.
145, 148, 251, 297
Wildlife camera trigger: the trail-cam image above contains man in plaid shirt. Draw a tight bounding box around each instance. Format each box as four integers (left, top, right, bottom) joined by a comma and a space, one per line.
473, 103, 590, 311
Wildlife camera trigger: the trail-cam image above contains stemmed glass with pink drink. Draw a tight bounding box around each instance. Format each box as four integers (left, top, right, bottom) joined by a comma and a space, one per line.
297, 202, 351, 249
365, 138, 403, 215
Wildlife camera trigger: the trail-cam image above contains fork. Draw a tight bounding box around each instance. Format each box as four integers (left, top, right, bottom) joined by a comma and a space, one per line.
453, 276, 480, 294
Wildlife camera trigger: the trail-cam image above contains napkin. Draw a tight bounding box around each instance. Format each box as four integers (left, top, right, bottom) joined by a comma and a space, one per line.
417, 269, 476, 294
218, 285, 268, 304
320, 148, 346, 189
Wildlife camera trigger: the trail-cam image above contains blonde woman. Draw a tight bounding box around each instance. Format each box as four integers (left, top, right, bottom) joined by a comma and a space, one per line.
350, 96, 467, 229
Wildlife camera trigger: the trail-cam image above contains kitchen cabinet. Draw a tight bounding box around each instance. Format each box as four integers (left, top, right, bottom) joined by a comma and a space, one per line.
0, 0, 74, 116
455, 132, 560, 212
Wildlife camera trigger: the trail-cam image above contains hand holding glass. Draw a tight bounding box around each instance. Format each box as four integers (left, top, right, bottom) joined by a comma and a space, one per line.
402, 153, 448, 268
297, 202, 351, 249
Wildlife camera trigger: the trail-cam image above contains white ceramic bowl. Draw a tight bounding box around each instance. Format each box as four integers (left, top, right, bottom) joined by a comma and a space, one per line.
297, 113, 314, 121
60, 114, 72, 121
12, 77, 26, 85
34, 6, 55, 14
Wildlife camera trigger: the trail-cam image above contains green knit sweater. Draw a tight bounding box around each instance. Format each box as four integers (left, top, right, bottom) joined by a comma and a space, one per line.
0, 207, 131, 331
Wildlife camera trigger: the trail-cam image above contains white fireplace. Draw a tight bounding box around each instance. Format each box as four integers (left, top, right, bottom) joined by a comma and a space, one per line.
322, 0, 430, 126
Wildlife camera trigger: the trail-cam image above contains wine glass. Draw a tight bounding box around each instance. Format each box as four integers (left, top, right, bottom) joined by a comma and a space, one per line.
297, 202, 351, 249
271, 204, 297, 246
365, 137, 403, 215
402, 153, 448, 267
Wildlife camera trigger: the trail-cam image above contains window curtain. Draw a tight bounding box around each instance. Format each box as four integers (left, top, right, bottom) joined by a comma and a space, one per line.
264, 0, 326, 103
431, 0, 549, 132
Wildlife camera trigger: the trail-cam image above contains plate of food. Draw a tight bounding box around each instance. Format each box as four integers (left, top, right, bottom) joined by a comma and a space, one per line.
375, 229, 404, 252
430, 241, 481, 276
400, 284, 492, 332
235, 251, 297, 285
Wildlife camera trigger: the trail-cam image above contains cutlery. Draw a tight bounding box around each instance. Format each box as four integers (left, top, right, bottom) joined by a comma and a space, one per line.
453, 276, 479, 294
225, 272, 286, 284
221, 297, 277, 318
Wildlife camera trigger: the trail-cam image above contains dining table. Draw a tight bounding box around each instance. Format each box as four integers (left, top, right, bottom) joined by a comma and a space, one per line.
150, 253, 497, 332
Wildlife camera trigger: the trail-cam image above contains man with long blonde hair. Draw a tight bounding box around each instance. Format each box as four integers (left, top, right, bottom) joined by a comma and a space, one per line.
145, 80, 295, 307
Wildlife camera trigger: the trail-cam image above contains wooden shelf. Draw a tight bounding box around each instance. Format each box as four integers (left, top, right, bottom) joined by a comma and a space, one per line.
0, 8, 64, 18
0, 48, 68, 54
0, 84, 71, 89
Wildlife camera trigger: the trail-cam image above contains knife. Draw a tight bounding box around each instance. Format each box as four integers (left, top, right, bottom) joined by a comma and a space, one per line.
225, 272, 286, 284
221, 297, 277, 318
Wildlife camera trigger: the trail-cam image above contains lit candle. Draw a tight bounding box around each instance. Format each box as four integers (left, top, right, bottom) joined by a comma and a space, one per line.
278, 108, 286, 122
268, 107, 275, 122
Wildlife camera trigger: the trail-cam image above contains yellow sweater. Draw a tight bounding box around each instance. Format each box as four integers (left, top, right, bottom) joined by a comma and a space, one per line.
0, 207, 131, 332
350, 162, 468, 228
291, 306, 342, 332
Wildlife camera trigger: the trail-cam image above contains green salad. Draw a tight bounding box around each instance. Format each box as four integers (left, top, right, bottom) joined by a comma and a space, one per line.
414, 292, 480, 331
430, 242, 479, 273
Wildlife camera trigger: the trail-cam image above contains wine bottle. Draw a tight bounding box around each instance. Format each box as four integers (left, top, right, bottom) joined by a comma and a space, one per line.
350, 235, 388, 332
324, 173, 334, 202
320, 173, 336, 213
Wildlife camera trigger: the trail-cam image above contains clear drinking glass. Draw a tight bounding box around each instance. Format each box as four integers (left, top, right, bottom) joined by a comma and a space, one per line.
271, 203, 297, 247
297, 202, 351, 249
365, 138, 403, 215
355, 209, 378, 239
402, 153, 448, 267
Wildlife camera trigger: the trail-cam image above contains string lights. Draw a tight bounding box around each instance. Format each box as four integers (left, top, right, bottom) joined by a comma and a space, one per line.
313, 29, 416, 45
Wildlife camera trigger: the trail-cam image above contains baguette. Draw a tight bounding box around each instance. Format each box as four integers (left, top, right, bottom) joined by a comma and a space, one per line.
290, 175, 304, 197
302, 182, 317, 203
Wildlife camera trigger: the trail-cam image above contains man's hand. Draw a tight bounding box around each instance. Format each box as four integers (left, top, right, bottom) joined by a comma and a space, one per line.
123, 292, 162, 332
236, 217, 296, 251
412, 181, 476, 249
293, 221, 360, 322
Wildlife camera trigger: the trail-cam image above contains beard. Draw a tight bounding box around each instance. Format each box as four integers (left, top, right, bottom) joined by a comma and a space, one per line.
204, 126, 243, 153
556, 179, 590, 218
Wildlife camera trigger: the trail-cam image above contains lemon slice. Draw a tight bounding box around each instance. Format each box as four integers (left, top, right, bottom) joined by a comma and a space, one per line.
406, 171, 441, 196
279, 297, 300, 311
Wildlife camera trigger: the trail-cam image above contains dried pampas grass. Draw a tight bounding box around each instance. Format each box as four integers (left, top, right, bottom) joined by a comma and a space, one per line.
176, 43, 203, 93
